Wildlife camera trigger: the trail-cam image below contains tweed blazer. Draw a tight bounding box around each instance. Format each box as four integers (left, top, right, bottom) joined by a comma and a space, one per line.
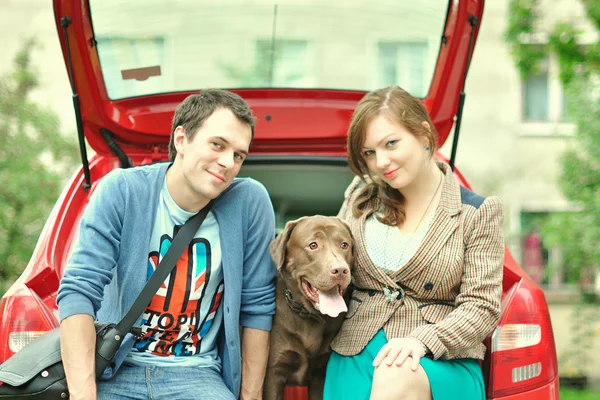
330, 163, 504, 361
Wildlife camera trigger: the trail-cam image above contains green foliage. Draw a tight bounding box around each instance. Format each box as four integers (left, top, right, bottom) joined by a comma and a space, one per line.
548, 23, 587, 85
582, 0, 600, 33
505, 0, 546, 78
560, 388, 600, 400
505, 0, 538, 38
0, 39, 78, 296
505, 0, 599, 80
586, 43, 600, 72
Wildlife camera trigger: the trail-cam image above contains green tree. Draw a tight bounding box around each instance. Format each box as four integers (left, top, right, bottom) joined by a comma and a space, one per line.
0, 40, 78, 296
506, 0, 600, 285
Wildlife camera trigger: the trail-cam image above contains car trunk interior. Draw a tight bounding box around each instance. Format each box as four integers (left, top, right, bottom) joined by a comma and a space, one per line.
238, 157, 355, 233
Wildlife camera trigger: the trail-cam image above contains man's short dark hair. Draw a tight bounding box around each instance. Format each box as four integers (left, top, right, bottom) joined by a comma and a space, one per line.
168, 89, 255, 161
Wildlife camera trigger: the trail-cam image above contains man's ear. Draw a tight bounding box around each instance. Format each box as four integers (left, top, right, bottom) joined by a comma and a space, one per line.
270, 218, 304, 270
173, 126, 187, 156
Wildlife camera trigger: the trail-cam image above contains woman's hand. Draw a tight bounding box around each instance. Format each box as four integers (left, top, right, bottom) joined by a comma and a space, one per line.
373, 337, 427, 371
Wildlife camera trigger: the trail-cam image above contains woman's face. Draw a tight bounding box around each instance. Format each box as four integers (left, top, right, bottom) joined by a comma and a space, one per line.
361, 114, 430, 190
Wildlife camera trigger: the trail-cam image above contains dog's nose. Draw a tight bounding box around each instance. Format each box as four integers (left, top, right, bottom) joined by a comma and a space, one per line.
330, 266, 349, 277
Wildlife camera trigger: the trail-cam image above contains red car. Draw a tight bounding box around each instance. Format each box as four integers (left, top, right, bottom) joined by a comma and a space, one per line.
0, 0, 559, 398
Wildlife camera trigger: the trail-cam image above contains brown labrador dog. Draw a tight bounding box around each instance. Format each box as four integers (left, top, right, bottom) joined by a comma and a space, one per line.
264, 216, 354, 400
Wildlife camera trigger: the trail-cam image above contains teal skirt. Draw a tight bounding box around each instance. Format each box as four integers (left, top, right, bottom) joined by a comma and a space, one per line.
324, 330, 485, 400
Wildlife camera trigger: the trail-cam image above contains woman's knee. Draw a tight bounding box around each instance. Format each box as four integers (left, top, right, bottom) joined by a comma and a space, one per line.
370, 360, 431, 400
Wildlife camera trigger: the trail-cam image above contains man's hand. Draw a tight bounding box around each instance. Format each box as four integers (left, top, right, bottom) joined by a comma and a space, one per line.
240, 327, 270, 400
373, 337, 427, 371
60, 314, 97, 400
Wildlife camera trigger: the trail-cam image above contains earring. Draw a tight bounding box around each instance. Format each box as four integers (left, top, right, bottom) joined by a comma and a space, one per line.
425, 146, 430, 151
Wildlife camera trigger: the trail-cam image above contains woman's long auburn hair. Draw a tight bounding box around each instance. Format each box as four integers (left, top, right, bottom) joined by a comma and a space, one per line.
347, 86, 439, 226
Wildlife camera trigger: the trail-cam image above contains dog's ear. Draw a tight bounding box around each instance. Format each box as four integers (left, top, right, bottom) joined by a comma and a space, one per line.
337, 218, 352, 236
270, 218, 303, 270
337, 218, 356, 265
337, 218, 354, 245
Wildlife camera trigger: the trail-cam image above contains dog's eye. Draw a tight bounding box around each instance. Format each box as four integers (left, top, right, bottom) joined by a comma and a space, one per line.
340, 242, 349, 250
308, 242, 319, 250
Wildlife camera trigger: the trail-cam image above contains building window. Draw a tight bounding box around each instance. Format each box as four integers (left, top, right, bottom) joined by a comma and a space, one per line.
523, 69, 549, 121
255, 40, 313, 87
378, 41, 428, 98
521, 57, 570, 123
96, 37, 165, 99
561, 91, 571, 121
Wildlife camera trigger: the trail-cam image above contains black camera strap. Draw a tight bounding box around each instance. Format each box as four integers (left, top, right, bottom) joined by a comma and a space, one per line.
115, 200, 214, 334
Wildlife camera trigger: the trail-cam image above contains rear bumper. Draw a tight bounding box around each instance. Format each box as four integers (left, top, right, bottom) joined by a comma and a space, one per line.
491, 378, 560, 400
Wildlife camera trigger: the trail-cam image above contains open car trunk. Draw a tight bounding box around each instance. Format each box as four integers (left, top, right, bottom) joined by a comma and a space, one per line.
238, 157, 354, 233
53, 0, 484, 165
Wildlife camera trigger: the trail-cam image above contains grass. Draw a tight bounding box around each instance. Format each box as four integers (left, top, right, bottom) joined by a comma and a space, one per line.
560, 389, 600, 400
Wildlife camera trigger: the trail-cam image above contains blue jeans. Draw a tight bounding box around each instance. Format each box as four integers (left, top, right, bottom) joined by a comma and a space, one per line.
97, 364, 236, 400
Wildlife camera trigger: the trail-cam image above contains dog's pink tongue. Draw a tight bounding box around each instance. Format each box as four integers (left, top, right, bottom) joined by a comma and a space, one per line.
317, 287, 347, 317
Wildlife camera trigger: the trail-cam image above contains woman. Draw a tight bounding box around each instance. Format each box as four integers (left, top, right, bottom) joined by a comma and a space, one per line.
324, 86, 504, 400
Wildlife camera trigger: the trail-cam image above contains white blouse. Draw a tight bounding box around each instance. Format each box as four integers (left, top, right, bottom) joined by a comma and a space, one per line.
365, 211, 435, 272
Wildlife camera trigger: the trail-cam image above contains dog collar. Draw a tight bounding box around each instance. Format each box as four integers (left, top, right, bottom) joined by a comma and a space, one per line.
283, 287, 325, 324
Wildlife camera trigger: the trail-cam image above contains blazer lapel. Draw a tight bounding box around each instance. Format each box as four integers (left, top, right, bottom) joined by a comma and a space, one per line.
391, 164, 462, 283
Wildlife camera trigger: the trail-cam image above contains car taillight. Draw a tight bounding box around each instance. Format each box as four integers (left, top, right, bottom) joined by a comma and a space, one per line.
486, 278, 558, 398
0, 283, 58, 362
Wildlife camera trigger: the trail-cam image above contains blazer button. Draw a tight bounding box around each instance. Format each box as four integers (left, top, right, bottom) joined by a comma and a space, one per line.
368, 290, 376, 296
424, 282, 434, 291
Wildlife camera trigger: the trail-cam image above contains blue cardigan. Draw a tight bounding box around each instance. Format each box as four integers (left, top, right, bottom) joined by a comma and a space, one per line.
57, 162, 277, 398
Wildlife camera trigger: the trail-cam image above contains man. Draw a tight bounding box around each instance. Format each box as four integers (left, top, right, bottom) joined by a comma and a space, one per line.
57, 89, 276, 400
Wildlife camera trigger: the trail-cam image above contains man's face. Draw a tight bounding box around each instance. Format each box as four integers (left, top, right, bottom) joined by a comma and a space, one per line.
174, 107, 252, 203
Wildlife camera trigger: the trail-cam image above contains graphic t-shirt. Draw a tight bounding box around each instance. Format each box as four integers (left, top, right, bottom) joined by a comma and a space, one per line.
126, 181, 223, 369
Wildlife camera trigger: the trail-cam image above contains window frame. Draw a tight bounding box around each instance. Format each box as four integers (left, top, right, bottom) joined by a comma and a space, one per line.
518, 44, 576, 137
